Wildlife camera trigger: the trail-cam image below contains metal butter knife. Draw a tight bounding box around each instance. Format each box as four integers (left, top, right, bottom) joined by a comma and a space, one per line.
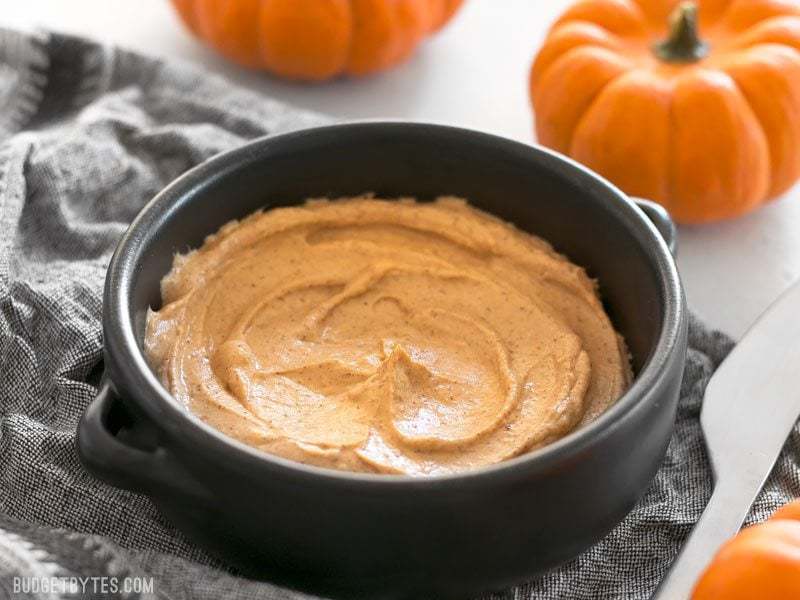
653, 279, 800, 600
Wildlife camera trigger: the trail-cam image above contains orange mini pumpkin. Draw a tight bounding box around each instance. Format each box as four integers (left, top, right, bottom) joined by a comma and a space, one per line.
530, 0, 800, 224
171, 0, 463, 81
692, 499, 800, 599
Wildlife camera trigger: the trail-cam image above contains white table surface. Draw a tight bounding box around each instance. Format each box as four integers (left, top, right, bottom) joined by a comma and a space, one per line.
6, 0, 800, 340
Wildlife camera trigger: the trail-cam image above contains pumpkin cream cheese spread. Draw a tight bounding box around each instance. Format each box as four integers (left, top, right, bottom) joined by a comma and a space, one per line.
145, 197, 631, 475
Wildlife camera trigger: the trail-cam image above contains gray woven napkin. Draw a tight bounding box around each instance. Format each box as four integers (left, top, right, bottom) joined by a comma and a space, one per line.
1, 28, 798, 600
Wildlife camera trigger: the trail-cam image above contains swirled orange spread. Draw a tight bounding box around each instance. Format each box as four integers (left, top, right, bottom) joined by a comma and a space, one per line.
145, 197, 631, 475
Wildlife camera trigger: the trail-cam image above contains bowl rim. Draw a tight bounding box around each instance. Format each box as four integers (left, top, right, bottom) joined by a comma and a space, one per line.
102, 120, 685, 489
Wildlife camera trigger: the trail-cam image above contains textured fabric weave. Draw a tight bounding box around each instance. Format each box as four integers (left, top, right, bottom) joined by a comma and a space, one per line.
1, 28, 797, 600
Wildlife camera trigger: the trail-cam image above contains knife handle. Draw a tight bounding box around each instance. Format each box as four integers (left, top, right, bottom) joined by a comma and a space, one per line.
651, 480, 755, 600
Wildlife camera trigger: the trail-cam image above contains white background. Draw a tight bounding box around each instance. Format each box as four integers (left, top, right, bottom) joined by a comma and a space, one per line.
5, 0, 800, 340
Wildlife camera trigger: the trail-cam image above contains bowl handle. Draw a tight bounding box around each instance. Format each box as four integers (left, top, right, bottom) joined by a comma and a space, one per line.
632, 198, 677, 256
77, 379, 211, 503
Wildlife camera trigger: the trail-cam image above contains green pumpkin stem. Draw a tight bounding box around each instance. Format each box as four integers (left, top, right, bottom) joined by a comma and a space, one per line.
653, 1, 709, 63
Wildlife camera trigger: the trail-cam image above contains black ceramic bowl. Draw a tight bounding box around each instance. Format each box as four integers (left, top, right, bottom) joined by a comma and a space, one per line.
78, 122, 686, 599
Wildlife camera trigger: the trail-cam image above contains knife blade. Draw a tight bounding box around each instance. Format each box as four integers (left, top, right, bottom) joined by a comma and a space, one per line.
652, 279, 800, 600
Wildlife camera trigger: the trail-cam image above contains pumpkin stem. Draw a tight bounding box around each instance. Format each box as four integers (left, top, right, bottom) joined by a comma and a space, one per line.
653, 1, 709, 63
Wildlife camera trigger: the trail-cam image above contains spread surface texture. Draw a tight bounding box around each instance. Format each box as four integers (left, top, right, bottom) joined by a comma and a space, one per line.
145, 197, 631, 475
